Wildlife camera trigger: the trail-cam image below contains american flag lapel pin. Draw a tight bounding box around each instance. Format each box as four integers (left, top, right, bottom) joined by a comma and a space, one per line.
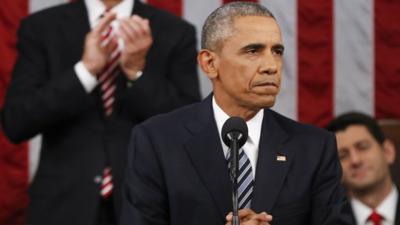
276, 155, 287, 162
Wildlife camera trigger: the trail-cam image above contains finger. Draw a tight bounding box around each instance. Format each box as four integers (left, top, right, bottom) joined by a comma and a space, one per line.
122, 16, 151, 47
249, 212, 273, 222
238, 208, 256, 218
104, 37, 119, 55
226, 209, 256, 222
118, 23, 133, 46
241, 220, 259, 225
225, 213, 232, 222
130, 15, 151, 36
99, 31, 116, 48
126, 20, 143, 39
118, 19, 138, 43
93, 12, 116, 35
259, 222, 271, 225
124, 18, 147, 41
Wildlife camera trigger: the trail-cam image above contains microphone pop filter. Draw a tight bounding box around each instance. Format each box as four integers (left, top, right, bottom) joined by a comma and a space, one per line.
221, 117, 248, 149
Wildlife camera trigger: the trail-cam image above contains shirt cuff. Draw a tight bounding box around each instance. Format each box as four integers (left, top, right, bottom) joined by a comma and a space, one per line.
74, 61, 98, 93
126, 70, 143, 88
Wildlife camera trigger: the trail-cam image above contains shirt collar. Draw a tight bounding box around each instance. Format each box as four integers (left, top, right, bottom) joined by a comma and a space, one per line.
212, 96, 263, 152
378, 185, 398, 223
351, 185, 398, 224
84, 0, 134, 28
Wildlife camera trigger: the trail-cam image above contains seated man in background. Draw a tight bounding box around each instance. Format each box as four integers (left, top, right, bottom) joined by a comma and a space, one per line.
327, 112, 399, 225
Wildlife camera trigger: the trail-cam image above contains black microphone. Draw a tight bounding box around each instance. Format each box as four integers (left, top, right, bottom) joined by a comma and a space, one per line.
222, 117, 248, 149
221, 117, 248, 225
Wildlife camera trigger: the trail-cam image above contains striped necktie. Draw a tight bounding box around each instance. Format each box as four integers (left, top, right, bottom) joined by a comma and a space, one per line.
98, 11, 117, 199
98, 22, 120, 117
101, 167, 113, 199
226, 148, 254, 209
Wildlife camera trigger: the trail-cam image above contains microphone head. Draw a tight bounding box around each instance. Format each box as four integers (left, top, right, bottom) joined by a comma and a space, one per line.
221, 117, 248, 149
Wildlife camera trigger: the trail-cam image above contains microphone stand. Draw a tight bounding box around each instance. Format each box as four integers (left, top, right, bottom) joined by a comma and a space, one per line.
229, 135, 240, 225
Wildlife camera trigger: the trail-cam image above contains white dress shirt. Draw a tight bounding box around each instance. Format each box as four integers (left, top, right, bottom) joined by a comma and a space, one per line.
212, 96, 263, 178
74, 0, 134, 93
351, 185, 398, 225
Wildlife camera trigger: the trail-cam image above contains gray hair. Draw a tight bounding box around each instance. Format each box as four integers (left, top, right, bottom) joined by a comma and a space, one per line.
201, 2, 275, 51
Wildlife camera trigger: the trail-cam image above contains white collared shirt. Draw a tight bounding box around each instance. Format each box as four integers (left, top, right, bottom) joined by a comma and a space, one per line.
351, 185, 398, 225
85, 0, 133, 28
212, 96, 263, 178
75, 0, 134, 93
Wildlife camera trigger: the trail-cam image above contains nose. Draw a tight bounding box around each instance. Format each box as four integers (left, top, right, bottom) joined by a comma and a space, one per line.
260, 52, 278, 75
349, 151, 362, 167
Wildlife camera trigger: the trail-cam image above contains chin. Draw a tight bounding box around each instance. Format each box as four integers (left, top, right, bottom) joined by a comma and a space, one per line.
249, 102, 275, 111
240, 95, 277, 110
348, 179, 376, 192
258, 97, 276, 108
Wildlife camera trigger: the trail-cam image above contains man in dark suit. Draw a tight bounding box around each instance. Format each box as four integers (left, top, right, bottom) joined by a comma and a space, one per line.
1, 0, 200, 224
120, 2, 351, 225
327, 112, 399, 225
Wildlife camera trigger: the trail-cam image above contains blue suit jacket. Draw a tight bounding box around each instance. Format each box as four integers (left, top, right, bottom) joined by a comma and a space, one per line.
120, 95, 353, 225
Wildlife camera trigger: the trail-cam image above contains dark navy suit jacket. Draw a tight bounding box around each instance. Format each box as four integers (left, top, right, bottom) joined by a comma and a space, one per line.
120, 95, 353, 225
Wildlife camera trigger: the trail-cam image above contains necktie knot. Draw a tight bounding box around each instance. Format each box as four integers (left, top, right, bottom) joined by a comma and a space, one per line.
368, 209, 382, 225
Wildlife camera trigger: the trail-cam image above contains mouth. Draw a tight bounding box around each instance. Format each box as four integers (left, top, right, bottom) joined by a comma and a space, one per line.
351, 169, 368, 179
253, 81, 279, 88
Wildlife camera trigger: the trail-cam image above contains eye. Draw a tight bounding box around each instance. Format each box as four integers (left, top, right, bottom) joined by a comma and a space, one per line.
358, 143, 370, 151
339, 151, 349, 160
272, 48, 284, 56
272, 45, 284, 56
241, 44, 264, 55
356, 140, 371, 152
246, 48, 258, 54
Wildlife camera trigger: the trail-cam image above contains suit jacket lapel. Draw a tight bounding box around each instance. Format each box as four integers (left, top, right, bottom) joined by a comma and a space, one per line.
132, 0, 155, 18
252, 109, 294, 212
184, 95, 232, 222
348, 202, 357, 225
61, 1, 90, 61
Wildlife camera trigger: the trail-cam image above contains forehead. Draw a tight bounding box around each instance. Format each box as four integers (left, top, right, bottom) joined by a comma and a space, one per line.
229, 16, 282, 44
336, 125, 375, 146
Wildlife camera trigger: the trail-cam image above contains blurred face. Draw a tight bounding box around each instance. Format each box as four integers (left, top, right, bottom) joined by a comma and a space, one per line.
335, 125, 394, 193
200, 16, 284, 115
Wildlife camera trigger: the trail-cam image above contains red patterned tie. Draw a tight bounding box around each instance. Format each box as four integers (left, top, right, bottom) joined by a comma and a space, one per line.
98, 10, 117, 199
368, 209, 382, 225
98, 23, 120, 117
99, 36, 117, 198
100, 167, 113, 199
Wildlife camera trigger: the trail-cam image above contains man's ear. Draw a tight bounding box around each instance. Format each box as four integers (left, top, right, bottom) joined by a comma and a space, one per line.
383, 139, 396, 165
197, 49, 219, 79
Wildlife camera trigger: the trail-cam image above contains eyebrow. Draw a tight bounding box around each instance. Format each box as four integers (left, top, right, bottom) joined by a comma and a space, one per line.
240, 43, 285, 53
240, 43, 266, 52
354, 140, 371, 147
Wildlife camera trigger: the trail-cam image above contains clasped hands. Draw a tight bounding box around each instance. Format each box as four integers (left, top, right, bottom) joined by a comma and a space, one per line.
82, 12, 152, 80
226, 209, 273, 225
